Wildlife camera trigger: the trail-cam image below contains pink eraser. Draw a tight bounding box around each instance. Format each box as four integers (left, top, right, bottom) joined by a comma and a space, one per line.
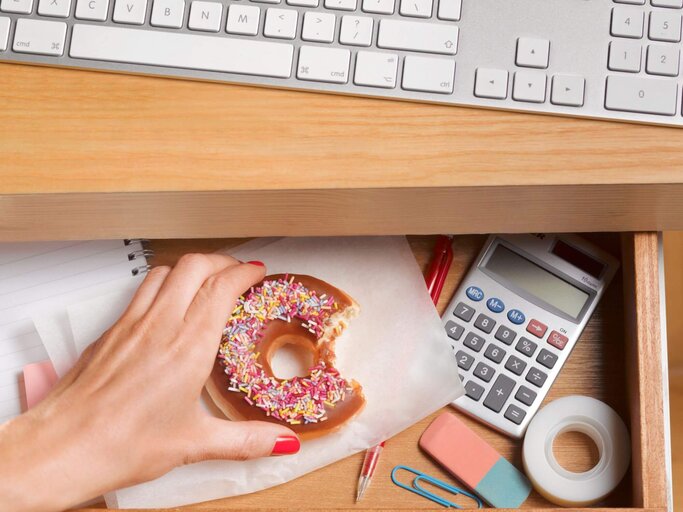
419, 412, 531, 508
23, 360, 58, 409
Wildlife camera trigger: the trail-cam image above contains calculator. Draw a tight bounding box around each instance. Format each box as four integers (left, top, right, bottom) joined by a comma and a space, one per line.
444, 234, 619, 438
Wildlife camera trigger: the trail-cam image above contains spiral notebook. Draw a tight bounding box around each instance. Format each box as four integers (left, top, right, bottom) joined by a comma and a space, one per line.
0, 240, 150, 423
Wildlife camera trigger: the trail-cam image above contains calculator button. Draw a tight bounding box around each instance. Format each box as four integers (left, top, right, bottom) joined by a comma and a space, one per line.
507, 309, 525, 325
515, 385, 537, 406
486, 297, 505, 313
484, 344, 506, 364
466, 286, 484, 302
494, 325, 517, 345
473, 361, 495, 382
483, 374, 515, 413
537, 348, 558, 369
516, 337, 538, 357
464, 380, 485, 401
505, 354, 527, 375
504, 404, 526, 425
526, 367, 548, 388
474, 313, 496, 334
445, 320, 465, 341
463, 332, 485, 352
453, 302, 475, 322
456, 350, 474, 371
527, 319, 547, 338
547, 330, 569, 350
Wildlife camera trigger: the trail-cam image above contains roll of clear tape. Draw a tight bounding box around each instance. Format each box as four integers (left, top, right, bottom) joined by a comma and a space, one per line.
522, 396, 630, 507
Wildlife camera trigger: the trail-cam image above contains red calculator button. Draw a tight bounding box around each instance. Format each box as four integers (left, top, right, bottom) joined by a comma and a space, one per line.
526, 319, 548, 338
548, 330, 569, 350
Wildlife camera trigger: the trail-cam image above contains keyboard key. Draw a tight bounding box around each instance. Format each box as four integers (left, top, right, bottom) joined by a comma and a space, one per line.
287, 0, 317, 6
302, 11, 335, 42
484, 344, 506, 364
504, 404, 526, 425
526, 319, 547, 338
495, 325, 517, 345
75, 0, 108, 20
474, 313, 496, 334
362, 0, 393, 13
537, 348, 558, 369
378, 19, 458, 55
0, 0, 32, 13
547, 330, 569, 350
464, 380, 485, 401
456, 350, 474, 371
38, 0, 71, 17
13, 18, 66, 55
473, 361, 495, 382
0, 17, 8, 50
505, 354, 527, 375
551, 74, 585, 106
113, 0, 147, 24
605, 75, 678, 115
608, 40, 642, 72
649, 10, 681, 41
526, 367, 548, 388
264, 8, 298, 39
226, 4, 260, 35
354, 51, 398, 88
151, 0, 185, 28
486, 297, 505, 313
647, 44, 680, 75
297, 45, 350, 83
515, 385, 537, 406
652, 0, 683, 6
463, 332, 485, 353
452, 301, 474, 322
614, 0, 645, 4
483, 374, 515, 413
513, 71, 547, 103
252, 0, 280, 4
611, 7, 644, 38
444, 320, 464, 341
437, 0, 459, 20
340, 15, 373, 47
399, 0, 431, 18
70, 24, 294, 77
188, 1, 222, 31
474, 68, 508, 99
516, 337, 538, 357
325, 0, 356, 11
516, 37, 550, 68
402, 55, 455, 94
466, 286, 484, 302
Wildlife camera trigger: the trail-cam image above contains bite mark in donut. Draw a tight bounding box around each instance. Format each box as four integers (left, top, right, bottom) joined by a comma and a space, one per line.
206, 274, 365, 439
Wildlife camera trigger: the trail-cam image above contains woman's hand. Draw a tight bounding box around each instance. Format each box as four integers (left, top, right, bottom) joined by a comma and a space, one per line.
0, 254, 299, 512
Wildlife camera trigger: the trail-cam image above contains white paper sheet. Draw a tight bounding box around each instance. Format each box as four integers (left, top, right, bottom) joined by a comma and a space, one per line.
66, 236, 464, 509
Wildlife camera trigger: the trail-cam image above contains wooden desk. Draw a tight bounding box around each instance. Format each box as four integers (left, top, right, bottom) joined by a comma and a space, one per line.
3, 64, 683, 240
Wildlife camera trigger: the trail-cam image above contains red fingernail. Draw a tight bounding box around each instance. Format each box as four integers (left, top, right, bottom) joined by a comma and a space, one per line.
247, 260, 265, 267
271, 435, 300, 456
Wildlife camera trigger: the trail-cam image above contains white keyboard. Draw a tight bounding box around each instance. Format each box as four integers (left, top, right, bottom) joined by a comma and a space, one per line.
1, 0, 683, 126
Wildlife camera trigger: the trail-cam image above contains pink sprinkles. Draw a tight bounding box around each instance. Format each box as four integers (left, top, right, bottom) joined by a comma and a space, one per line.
218, 276, 352, 425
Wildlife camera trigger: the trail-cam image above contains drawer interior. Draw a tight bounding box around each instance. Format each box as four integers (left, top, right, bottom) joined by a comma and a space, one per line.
135, 232, 667, 511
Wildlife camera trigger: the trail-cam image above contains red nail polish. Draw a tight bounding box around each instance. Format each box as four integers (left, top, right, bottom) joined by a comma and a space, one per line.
247, 260, 265, 267
271, 435, 300, 456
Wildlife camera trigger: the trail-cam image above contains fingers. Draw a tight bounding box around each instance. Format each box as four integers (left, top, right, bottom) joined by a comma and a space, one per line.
118, 266, 172, 325
183, 417, 300, 464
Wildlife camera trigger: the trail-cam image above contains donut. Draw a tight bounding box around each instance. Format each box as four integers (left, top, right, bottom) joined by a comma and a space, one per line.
206, 274, 366, 439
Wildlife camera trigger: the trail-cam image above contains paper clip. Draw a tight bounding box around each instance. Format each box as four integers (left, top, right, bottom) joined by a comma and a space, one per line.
390, 465, 483, 509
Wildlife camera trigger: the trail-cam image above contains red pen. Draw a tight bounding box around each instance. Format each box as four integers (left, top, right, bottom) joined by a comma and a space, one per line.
355, 235, 454, 503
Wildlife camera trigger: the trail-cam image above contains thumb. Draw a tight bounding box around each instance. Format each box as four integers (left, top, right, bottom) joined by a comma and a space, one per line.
184, 417, 300, 463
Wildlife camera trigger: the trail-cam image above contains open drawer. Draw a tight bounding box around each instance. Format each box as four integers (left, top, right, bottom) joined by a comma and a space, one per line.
130, 232, 670, 512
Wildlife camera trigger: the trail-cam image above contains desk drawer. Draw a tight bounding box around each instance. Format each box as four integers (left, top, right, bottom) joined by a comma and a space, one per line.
135, 232, 670, 512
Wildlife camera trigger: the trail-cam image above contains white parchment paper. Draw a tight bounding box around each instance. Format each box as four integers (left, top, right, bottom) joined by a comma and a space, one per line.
66, 236, 463, 508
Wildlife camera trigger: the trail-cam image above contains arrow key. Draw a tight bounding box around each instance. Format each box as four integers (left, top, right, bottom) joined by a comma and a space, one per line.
516, 37, 550, 68
512, 70, 547, 103
474, 67, 508, 99
551, 74, 585, 107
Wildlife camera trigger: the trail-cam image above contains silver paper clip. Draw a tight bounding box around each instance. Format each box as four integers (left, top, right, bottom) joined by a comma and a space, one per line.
391, 465, 483, 509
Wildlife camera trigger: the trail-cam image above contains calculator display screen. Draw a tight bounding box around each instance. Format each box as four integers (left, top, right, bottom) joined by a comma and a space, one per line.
485, 244, 589, 319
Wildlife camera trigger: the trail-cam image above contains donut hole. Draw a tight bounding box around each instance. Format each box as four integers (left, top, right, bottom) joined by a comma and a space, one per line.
268, 337, 316, 380
552, 430, 601, 474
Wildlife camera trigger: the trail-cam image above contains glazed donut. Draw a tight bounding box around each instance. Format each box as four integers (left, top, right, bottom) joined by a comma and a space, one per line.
206, 274, 366, 439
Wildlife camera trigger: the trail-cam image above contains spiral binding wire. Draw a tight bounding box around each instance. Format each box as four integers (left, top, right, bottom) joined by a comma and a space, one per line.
125, 239, 155, 277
